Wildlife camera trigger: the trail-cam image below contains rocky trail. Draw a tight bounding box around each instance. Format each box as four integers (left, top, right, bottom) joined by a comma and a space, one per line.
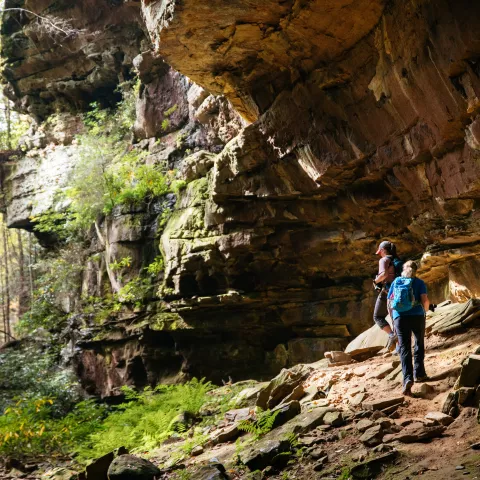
3, 302, 480, 480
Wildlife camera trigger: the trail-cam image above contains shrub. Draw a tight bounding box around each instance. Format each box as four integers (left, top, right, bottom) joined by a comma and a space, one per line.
0, 343, 80, 415
0, 398, 105, 459
16, 245, 84, 335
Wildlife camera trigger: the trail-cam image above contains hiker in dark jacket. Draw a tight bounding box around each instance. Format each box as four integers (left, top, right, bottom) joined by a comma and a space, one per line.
387, 260, 430, 395
373, 240, 401, 350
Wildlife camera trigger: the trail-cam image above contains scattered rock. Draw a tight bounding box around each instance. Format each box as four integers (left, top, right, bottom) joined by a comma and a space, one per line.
270, 400, 302, 428
442, 392, 459, 417
375, 417, 396, 429
281, 384, 306, 404
385, 365, 403, 383
414, 383, 435, 398
301, 399, 330, 410
383, 423, 445, 443
359, 425, 384, 447
43, 468, 78, 480
191, 445, 204, 456
353, 365, 370, 377
107, 455, 160, 480
363, 396, 404, 411
367, 361, 400, 380
425, 411, 455, 426
323, 411, 344, 427
457, 387, 475, 406
457, 354, 480, 387
82, 447, 128, 480
225, 407, 252, 423
188, 464, 229, 480
356, 419, 375, 433
309, 446, 327, 459
210, 424, 241, 445
456, 465, 466, 470
241, 438, 290, 471
257, 364, 312, 409
353, 410, 372, 420
380, 403, 401, 416
313, 456, 329, 471
301, 384, 327, 404
345, 324, 388, 360
349, 392, 368, 407
350, 450, 398, 479
325, 351, 353, 364
298, 435, 322, 447
290, 407, 338, 434
372, 443, 395, 453
427, 300, 480, 334
271, 452, 293, 469
231, 383, 268, 407
470, 441, 480, 450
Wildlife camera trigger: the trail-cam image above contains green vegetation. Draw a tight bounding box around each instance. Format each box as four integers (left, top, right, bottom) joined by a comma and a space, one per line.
0, 343, 80, 414
146, 255, 164, 277
0, 341, 104, 458
109, 256, 132, 272
161, 118, 170, 131
164, 104, 178, 117
0, 350, 238, 465
77, 380, 212, 461
0, 371, 252, 465
16, 245, 84, 334
32, 83, 182, 239
237, 409, 281, 439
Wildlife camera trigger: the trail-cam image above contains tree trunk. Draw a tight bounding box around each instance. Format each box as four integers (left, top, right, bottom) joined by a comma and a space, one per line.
0, 248, 5, 343
17, 230, 28, 316
5, 98, 11, 150
2, 221, 11, 337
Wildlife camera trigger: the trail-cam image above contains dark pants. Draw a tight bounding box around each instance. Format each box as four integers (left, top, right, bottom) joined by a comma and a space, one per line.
393, 314, 426, 386
373, 291, 389, 329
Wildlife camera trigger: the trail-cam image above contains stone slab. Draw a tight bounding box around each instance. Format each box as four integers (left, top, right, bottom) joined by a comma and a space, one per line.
363, 396, 404, 411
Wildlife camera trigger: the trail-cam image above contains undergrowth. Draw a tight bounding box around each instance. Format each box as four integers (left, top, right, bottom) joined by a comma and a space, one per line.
238, 409, 281, 439
75, 379, 214, 462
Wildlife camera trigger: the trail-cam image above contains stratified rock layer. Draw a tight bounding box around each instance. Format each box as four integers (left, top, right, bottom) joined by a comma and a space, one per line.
2, 0, 480, 394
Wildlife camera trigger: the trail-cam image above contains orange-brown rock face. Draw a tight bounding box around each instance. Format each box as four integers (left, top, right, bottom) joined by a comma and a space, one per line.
3, 0, 480, 393
143, 0, 385, 120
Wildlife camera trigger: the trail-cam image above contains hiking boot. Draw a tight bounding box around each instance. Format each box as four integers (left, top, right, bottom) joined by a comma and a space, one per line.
402, 380, 414, 396
415, 375, 429, 382
386, 333, 398, 352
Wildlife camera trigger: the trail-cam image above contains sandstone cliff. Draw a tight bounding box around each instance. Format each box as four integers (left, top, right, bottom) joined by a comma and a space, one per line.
2, 0, 480, 396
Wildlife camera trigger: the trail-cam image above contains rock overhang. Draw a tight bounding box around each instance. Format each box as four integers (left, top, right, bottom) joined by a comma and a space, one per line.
142, 0, 386, 121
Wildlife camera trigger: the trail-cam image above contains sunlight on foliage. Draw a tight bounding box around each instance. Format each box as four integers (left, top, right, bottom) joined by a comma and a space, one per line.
76, 379, 213, 462
238, 409, 281, 439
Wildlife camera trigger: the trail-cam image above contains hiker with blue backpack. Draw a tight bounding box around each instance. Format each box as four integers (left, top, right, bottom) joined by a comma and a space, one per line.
387, 260, 431, 395
373, 240, 403, 351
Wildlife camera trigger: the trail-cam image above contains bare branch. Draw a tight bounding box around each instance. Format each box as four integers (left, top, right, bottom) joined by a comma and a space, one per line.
2, 8, 83, 43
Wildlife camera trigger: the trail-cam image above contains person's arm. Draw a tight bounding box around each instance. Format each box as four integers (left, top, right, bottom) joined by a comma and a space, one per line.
387, 282, 394, 318
421, 293, 430, 312
375, 258, 390, 284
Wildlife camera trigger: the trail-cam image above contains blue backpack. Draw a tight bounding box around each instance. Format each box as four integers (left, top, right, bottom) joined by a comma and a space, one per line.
390, 277, 418, 312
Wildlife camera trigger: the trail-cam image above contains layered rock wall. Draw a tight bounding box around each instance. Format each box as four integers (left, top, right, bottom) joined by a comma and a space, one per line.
2, 0, 480, 396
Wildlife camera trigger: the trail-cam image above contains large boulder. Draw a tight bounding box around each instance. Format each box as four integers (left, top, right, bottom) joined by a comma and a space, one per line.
257, 364, 313, 409
345, 324, 389, 360
457, 354, 480, 388
107, 455, 160, 480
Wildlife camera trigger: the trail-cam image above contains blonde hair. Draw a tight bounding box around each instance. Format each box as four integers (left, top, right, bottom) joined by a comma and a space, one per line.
402, 260, 418, 278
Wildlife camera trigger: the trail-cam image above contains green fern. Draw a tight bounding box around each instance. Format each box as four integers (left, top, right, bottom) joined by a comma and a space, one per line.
75, 378, 213, 462
237, 409, 281, 439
